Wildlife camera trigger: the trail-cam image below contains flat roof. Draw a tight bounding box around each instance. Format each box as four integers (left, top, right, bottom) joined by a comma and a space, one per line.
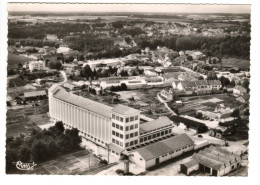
136, 134, 194, 161
52, 86, 113, 118
24, 90, 46, 98
112, 104, 140, 115
140, 116, 172, 134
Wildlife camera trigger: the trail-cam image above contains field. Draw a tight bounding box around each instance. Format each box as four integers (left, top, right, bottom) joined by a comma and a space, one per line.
11, 149, 106, 175
115, 87, 172, 119
213, 57, 250, 70
6, 99, 49, 137
8, 53, 33, 65
176, 94, 242, 116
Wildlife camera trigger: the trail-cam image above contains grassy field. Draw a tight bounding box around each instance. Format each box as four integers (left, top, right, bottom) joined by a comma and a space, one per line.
8, 53, 33, 65
220, 57, 250, 70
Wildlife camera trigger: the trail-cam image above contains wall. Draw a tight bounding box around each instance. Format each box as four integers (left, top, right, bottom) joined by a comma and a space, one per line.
50, 96, 112, 145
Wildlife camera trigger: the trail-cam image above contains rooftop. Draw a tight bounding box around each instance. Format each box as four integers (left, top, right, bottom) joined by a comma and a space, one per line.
24, 90, 47, 98
51, 86, 113, 118
140, 116, 173, 134
136, 133, 194, 161
112, 104, 140, 115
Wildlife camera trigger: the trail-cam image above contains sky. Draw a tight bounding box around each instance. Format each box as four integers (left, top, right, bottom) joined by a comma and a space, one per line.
8, 3, 251, 14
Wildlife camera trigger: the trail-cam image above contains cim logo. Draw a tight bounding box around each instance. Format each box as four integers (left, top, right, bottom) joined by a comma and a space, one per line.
14, 161, 37, 171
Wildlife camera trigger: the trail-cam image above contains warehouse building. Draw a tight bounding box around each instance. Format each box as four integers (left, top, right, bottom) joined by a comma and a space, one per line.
180, 146, 241, 176
130, 133, 194, 170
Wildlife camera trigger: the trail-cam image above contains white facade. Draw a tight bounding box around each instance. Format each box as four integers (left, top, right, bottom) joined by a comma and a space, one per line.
29, 60, 45, 72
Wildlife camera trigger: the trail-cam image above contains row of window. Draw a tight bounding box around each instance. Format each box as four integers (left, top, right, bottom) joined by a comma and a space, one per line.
140, 129, 172, 143
125, 131, 138, 139
112, 122, 123, 131
126, 124, 138, 131
112, 130, 123, 139
125, 140, 138, 147
112, 138, 123, 147
141, 125, 172, 135
112, 114, 139, 123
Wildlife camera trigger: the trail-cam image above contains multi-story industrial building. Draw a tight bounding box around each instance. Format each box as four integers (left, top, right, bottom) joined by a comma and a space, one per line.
48, 84, 175, 157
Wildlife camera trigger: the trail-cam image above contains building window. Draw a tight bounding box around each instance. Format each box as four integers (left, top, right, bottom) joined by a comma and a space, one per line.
130, 133, 134, 138
126, 126, 129, 131
130, 117, 134, 122
120, 117, 124, 122
157, 132, 160, 137
112, 138, 115, 143
126, 143, 129, 147
165, 130, 168, 135
126, 118, 129, 123
148, 135, 152, 140
126, 134, 129, 139
112, 131, 115, 135
135, 124, 138, 129
153, 134, 156, 138
169, 129, 172, 133
112, 122, 115, 127
130, 141, 134, 146
161, 131, 164, 136
134, 140, 138, 145
116, 124, 119, 129
130, 125, 134, 130
116, 132, 119, 137
116, 140, 119, 145
135, 132, 138, 137
120, 134, 123, 139
140, 138, 144, 143
116, 116, 119, 121
120, 126, 123, 131
112, 114, 115, 119
144, 137, 147, 141
135, 115, 138, 120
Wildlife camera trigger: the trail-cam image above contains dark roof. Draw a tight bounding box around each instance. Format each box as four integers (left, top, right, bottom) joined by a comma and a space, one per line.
136, 134, 194, 161
112, 104, 140, 115
208, 80, 221, 86
51, 86, 113, 118
180, 81, 197, 88
140, 116, 172, 134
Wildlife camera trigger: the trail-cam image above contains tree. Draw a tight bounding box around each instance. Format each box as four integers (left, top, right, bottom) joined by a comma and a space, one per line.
242, 79, 250, 89
244, 109, 250, 116
231, 108, 240, 120
48, 61, 62, 70
121, 83, 127, 91
31, 140, 49, 162
187, 55, 193, 61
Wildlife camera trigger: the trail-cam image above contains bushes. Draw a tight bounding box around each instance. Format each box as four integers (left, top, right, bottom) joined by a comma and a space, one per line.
110, 83, 128, 92
99, 159, 108, 165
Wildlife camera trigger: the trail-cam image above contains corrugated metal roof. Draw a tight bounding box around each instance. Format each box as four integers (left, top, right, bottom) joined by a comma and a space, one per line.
140, 116, 172, 133
136, 134, 194, 161
53, 86, 113, 118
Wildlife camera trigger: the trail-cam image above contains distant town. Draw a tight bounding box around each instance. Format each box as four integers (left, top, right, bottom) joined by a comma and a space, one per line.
6, 10, 250, 176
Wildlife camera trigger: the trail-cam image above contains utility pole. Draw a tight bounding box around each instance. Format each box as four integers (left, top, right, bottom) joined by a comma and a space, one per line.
107, 144, 110, 164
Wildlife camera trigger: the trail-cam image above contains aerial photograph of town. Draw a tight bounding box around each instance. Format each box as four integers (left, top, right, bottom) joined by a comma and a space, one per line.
5, 3, 250, 177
